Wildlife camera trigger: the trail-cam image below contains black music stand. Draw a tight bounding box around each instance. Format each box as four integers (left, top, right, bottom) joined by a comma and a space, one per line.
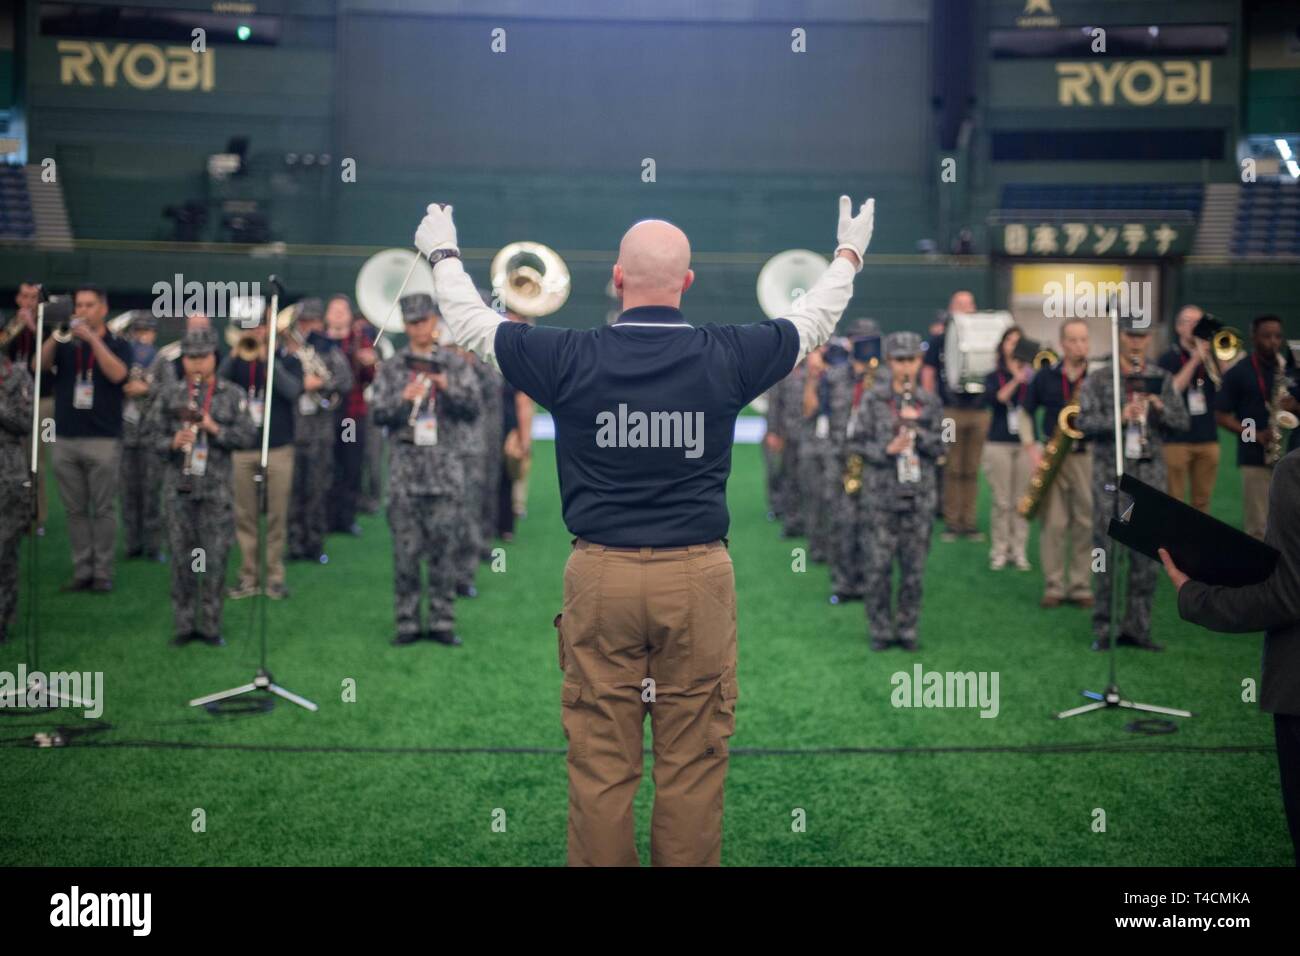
1056, 306, 1192, 722
189, 277, 317, 712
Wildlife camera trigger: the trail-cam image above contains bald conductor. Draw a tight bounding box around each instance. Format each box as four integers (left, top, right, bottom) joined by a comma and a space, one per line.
414, 196, 874, 866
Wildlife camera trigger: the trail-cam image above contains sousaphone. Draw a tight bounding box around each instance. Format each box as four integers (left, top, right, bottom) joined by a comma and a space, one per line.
757, 249, 830, 319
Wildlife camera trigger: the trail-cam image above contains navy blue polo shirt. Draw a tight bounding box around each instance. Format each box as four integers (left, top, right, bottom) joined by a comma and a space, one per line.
494, 307, 800, 547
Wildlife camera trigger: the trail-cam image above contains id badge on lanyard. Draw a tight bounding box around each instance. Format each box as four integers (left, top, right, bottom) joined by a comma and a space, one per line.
189, 433, 209, 477
248, 388, 264, 426
74, 374, 94, 410
897, 450, 921, 484
123, 398, 140, 424
1187, 386, 1207, 417
815, 414, 830, 440
298, 392, 319, 416
1007, 403, 1020, 436
414, 413, 438, 446
1124, 423, 1144, 460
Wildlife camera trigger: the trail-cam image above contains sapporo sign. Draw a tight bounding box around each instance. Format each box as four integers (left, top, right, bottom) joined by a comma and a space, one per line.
57, 41, 214, 92
993, 221, 1194, 258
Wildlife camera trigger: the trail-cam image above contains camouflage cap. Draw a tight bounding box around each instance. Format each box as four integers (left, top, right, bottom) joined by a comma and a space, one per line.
400, 293, 438, 323
128, 310, 157, 332
295, 297, 325, 324
1118, 312, 1153, 335
884, 330, 924, 359
181, 327, 218, 356
845, 318, 880, 339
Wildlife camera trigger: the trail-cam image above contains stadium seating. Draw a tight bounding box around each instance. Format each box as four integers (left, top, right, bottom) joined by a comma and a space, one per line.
0, 164, 36, 240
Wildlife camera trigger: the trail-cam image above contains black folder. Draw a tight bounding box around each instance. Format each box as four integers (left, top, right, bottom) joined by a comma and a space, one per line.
1108, 474, 1279, 587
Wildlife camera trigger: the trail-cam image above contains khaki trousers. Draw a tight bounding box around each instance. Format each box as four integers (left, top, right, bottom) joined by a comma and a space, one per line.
981, 441, 1030, 562
556, 539, 739, 867
1241, 465, 1272, 541
1040, 449, 1093, 601
232, 445, 294, 589
50, 436, 121, 583
1164, 442, 1219, 513
942, 407, 990, 533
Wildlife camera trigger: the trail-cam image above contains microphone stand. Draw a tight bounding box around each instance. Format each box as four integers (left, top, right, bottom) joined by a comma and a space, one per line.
1056, 302, 1190, 721
0, 290, 91, 714
189, 277, 317, 712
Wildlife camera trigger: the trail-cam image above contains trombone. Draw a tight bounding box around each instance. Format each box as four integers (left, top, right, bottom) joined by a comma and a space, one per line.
1192, 314, 1244, 387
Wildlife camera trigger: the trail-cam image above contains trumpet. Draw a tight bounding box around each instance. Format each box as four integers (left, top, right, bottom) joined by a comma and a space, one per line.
286, 326, 330, 384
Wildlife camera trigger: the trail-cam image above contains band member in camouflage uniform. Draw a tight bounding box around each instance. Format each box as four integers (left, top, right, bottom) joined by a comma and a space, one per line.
826, 320, 881, 603
850, 331, 943, 651
370, 293, 481, 646
120, 312, 161, 559
797, 344, 838, 562
1077, 314, 1189, 652
145, 328, 255, 646
443, 344, 488, 597
0, 352, 33, 643
287, 299, 353, 562
765, 360, 807, 536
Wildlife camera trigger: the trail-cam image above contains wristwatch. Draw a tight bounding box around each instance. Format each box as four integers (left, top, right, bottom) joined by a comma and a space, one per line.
426, 249, 461, 267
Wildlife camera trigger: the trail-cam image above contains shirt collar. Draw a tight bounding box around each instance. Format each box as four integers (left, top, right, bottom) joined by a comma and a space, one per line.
613, 306, 691, 327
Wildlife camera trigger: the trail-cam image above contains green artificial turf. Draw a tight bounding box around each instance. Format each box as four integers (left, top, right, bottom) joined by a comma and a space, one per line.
0, 432, 1290, 866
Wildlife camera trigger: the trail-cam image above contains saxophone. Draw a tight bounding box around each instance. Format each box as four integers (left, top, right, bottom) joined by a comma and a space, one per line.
840, 364, 879, 495
1266, 351, 1299, 467
1018, 402, 1083, 520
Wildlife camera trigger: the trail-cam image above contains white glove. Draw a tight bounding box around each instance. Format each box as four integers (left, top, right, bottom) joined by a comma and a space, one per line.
835, 195, 874, 271
414, 203, 459, 259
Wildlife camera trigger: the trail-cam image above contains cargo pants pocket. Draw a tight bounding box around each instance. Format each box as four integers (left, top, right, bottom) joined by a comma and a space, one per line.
561, 680, 586, 761
706, 668, 740, 758
553, 612, 565, 671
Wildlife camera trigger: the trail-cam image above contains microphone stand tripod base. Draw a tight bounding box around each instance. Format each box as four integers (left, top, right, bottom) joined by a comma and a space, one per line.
1056, 683, 1192, 720
0, 673, 91, 712
189, 668, 318, 712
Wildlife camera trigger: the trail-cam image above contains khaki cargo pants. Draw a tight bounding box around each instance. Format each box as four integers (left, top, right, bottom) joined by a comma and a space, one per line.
555, 538, 739, 866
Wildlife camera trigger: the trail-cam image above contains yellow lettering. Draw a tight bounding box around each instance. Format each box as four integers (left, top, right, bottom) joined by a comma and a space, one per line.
1199, 60, 1211, 103
123, 44, 166, 89
1163, 61, 1196, 105
91, 41, 128, 88
57, 40, 93, 86
1056, 62, 1090, 105
1119, 60, 1163, 106
1090, 61, 1126, 105
168, 48, 199, 90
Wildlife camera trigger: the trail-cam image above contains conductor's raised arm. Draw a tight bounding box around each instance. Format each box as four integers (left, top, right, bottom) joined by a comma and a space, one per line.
414, 203, 508, 368
785, 196, 874, 365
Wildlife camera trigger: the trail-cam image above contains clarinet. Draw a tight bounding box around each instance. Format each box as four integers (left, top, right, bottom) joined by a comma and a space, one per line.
179, 375, 202, 492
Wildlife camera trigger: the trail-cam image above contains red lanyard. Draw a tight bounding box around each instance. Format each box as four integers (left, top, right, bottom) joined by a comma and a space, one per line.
997, 371, 1027, 405
246, 359, 261, 396
74, 342, 95, 379
1251, 354, 1270, 400
852, 378, 866, 408
1061, 365, 1085, 402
